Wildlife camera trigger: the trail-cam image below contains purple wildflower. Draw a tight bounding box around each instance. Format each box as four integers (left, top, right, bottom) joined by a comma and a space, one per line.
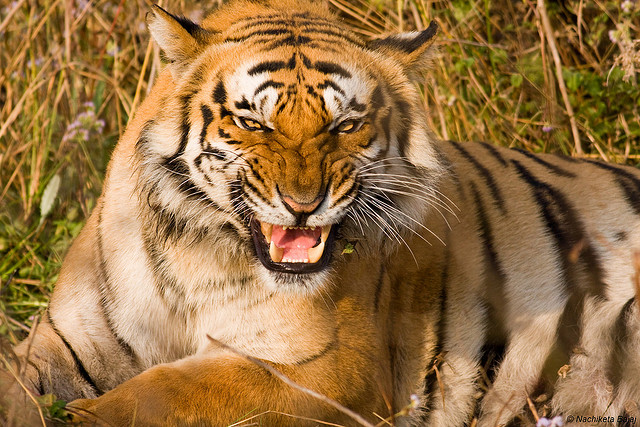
536, 416, 564, 427
61, 103, 105, 144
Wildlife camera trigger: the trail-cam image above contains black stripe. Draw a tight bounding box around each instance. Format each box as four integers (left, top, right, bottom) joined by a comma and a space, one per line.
142, 234, 188, 314
607, 297, 635, 389
163, 93, 194, 167
373, 264, 386, 312
313, 61, 352, 78
513, 148, 576, 178
349, 97, 366, 112
199, 148, 227, 161
299, 27, 364, 46
160, 155, 213, 203
27, 361, 45, 395
479, 142, 507, 167
420, 252, 449, 418
274, 34, 312, 46
96, 204, 137, 361
394, 99, 410, 157
151, 206, 192, 245
305, 84, 321, 99
228, 177, 247, 223
48, 316, 101, 395
294, 337, 336, 365
371, 84, 385, 108
380, 110, 392, 143
512, 159, 606, 375
511, 159, 605, 297
199, 104, 214, 150
470, 183, 508, 327
224, 28, 292, 42
451, 142, 507, 214
254, 80, 284, 96
219, 106, 232, 119
134, 119, 156, 151
332, 180, 359, 208
248, 60, 288, 75
242, 176, 271, 206
234, 97, 253, 110
470, 182, 508, 391
300, 53, 313, 68
587, 160, 640, 215
317, 80, 345, 96
362, 133, 376, 149
213, 81, 227, 105
234, 18, 363, 46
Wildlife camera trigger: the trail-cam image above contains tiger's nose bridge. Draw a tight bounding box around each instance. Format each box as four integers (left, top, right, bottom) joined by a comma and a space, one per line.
279, 173, 325, 214
278, 153, 326, 214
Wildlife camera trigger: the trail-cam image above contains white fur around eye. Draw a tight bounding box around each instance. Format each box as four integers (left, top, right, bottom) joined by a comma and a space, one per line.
227, 61, 279, 128
322, 69, 370, 123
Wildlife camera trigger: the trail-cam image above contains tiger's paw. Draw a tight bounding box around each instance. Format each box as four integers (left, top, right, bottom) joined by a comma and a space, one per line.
68, 396, 138, 426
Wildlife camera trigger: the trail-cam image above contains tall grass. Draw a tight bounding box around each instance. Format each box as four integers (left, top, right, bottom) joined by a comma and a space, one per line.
0, 0, 639, 421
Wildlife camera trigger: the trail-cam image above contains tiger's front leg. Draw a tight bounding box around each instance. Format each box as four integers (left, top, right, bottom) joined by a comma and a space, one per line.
69, 351, 383, 426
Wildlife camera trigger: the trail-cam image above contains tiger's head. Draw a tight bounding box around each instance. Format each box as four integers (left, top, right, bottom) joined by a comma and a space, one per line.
138, 0, 446, 293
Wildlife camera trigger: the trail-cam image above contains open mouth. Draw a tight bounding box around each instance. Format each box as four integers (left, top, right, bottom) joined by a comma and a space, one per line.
250, 219, 336, 273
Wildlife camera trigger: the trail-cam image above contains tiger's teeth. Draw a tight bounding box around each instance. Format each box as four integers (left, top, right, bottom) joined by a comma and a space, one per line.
269, 241, 284, 263
282, 258, 309, 263
321, 225, 331, 243
307, 241, 325, 264
260, 222, 273, 243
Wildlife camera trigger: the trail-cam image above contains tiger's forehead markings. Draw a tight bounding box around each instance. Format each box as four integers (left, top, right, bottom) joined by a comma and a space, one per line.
224, 52, 369, 129
222, 13, 365, 50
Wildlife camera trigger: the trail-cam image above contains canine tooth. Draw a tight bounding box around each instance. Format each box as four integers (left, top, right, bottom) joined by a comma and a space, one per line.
269, 241, 284, 263
321, 225, 331, 243
260, 222, 273, 243
307, 241, 325, 263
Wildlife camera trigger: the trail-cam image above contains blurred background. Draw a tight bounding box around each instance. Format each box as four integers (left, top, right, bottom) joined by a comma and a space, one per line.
0, 0, 638, 356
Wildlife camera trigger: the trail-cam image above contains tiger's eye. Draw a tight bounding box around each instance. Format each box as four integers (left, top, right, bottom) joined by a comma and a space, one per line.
238, 117, 265, 131
336, 120, 361, 134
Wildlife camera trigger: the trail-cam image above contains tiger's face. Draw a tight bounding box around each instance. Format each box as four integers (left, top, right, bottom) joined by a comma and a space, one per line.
141, 3, 443, 291
204, 50, 375, 274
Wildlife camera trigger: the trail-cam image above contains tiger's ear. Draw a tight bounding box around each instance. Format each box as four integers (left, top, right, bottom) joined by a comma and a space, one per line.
147, 5, 217, 75
368, 21, 439, 78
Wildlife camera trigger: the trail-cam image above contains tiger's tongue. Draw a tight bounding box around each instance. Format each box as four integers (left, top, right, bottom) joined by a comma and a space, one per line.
271, 226, 320, 259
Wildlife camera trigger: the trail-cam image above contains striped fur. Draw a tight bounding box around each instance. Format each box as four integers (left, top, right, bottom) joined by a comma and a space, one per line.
7, 1, 640, 426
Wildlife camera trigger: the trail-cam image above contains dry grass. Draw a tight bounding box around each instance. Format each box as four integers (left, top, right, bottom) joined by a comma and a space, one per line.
0, 0, 639, 422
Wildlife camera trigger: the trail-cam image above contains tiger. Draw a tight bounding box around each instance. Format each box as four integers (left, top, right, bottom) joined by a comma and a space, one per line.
4, 0, 640, 426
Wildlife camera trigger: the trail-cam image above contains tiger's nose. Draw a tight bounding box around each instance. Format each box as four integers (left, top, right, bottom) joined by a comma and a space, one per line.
281, 194, 324, 214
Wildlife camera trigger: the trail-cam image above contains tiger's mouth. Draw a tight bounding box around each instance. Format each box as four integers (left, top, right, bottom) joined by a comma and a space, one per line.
250, 220, 336, 273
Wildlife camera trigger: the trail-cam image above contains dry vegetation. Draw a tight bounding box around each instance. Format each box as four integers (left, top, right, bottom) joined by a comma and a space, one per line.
0, 0, 639, 422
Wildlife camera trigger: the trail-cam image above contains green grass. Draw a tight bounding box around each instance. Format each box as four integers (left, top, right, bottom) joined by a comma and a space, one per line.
0, 0, 639, 422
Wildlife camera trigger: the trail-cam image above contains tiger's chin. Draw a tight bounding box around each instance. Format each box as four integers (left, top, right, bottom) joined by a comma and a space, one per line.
250, 219, 338, 274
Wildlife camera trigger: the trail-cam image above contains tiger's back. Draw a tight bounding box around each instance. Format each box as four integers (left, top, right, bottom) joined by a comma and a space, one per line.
431, 141, 640, 425
5, 1, 640, 426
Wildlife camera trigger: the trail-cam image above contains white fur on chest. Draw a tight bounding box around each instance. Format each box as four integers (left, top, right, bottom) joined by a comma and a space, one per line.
99, 188, 334, 368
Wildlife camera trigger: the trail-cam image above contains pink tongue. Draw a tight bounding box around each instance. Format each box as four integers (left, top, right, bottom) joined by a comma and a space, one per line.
271, 226, 320, 250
